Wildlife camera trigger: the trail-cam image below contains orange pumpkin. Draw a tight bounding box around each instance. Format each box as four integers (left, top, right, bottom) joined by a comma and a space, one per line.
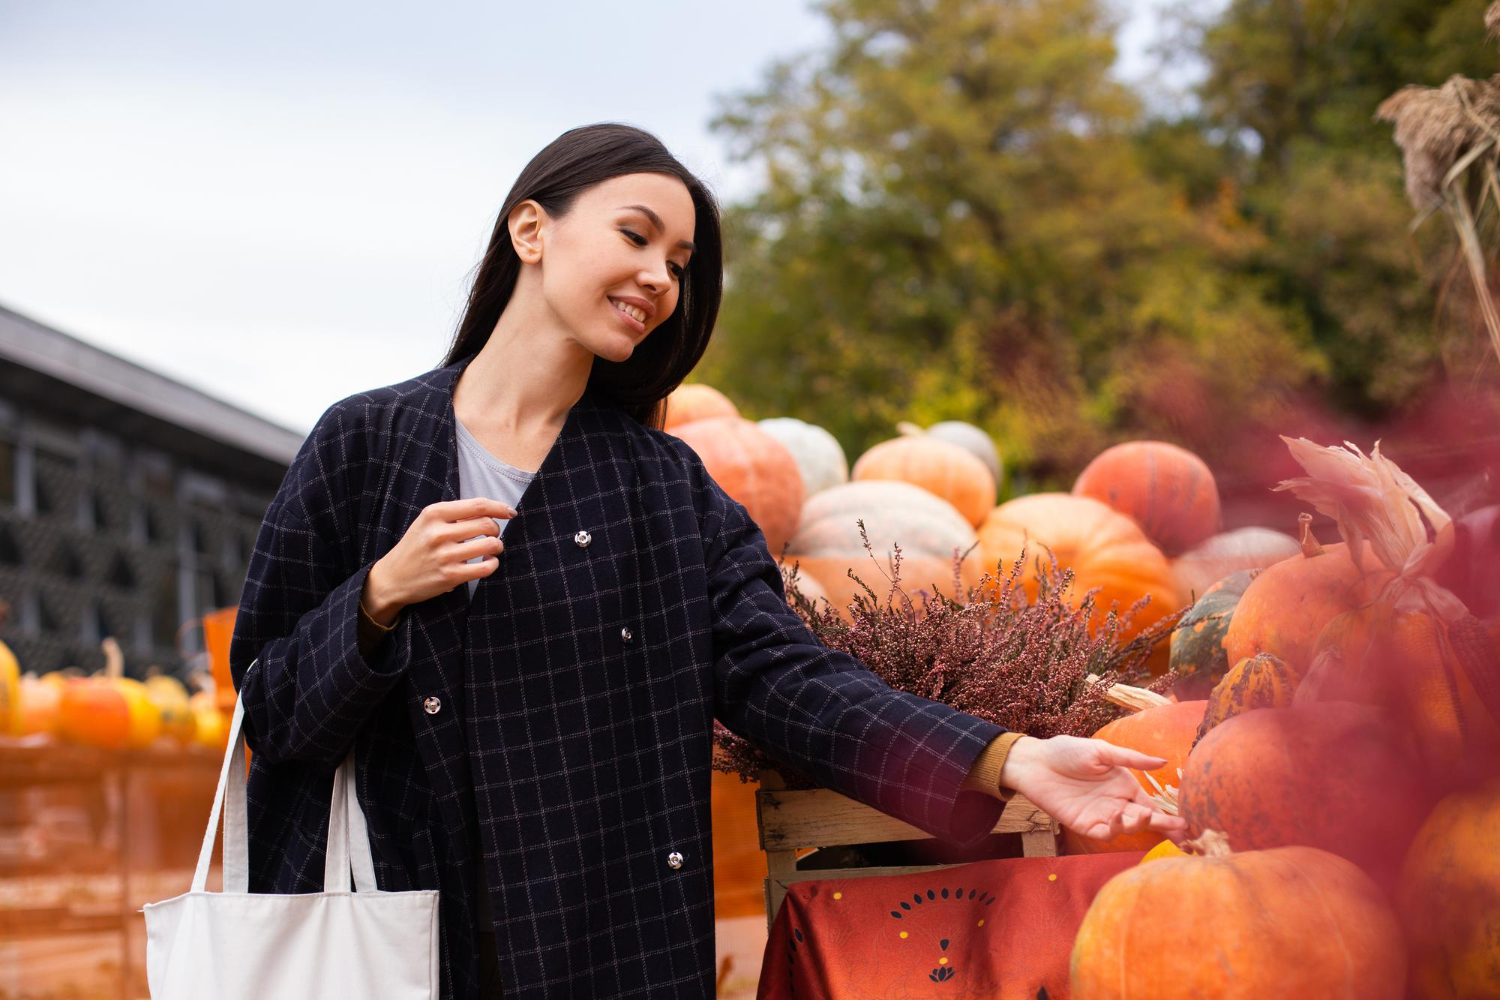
786, 481, 981, 616
1179, 703, 1432, 890
1397, 779, 1500, 999
663, 383, 738, 430
57, 677, 163, 750
1072, 441, 1221, 556
669, 417, 805, 557
977, 494, 1181, 662
1072, 833, 1406, 999
1062, 699, 1206, 855
1222, 535, 1388, 675
852, 435, 996, 528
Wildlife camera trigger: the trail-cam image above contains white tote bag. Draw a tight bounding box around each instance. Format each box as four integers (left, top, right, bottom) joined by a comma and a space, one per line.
141, 669, 440, 999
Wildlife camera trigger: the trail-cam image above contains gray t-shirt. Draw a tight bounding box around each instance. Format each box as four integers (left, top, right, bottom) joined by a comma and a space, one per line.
454, 414, 535, 599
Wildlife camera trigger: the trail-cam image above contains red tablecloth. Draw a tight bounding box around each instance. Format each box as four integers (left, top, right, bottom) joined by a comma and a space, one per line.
758, 851, 1145, 1000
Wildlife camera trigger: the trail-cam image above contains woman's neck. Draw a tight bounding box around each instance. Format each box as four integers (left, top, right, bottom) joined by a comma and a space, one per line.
453, 305, 593, 436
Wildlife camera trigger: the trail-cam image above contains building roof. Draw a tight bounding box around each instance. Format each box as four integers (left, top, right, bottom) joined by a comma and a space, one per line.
0, 302, 305, 465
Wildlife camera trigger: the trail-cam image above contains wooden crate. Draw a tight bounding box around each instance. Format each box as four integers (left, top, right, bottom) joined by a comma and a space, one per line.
755, 770, 1058, 931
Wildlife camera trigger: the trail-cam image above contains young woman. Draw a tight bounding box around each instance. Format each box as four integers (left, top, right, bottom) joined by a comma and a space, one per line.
228, 122, 1184, 1000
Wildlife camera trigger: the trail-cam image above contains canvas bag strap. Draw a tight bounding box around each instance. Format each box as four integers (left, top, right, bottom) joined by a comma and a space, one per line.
191, 658, 377, 894
191, 676, 250, 893
323, 739, 378, 893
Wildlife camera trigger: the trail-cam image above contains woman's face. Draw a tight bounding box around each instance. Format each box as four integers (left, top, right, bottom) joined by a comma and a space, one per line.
516, 171, 696, 363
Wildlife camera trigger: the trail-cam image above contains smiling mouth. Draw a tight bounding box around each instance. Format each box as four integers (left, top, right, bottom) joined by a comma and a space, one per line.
608, 297, 648, 324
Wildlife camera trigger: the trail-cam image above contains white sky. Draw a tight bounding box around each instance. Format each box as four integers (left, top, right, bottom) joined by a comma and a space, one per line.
0, 0, 1181, 435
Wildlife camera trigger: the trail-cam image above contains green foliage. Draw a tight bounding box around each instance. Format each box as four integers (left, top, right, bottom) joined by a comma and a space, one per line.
699, 0, 1488, 487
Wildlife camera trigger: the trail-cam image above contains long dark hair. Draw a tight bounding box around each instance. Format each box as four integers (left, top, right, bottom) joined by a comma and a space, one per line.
443, 123, 724, 429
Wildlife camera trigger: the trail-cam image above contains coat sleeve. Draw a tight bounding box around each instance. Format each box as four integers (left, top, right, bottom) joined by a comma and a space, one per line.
227, 405, 415, 767
688, 448, 1010, 848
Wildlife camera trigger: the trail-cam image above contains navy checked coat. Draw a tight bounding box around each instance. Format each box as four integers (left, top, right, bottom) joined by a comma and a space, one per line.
227, 354, 1010, 999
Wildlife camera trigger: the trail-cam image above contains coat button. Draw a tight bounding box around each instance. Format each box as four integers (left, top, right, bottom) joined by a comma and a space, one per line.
573, 530, 592, 548
621, 626, 633, 642
667, 851, 684, 869
423, 696, 442, 715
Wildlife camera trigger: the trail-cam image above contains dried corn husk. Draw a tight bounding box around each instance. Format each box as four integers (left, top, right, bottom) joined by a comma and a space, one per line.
1274, 438, 1498, 776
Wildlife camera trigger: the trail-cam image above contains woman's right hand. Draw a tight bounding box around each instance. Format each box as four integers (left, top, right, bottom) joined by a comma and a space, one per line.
361, 497, 516, 624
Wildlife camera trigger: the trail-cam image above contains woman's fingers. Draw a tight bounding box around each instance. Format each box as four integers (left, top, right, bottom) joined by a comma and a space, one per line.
426, 497, 516, 524
1094, 740, 1168, 772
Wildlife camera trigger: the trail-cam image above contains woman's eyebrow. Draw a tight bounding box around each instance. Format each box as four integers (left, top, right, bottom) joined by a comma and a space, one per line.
618, 204, 696, 252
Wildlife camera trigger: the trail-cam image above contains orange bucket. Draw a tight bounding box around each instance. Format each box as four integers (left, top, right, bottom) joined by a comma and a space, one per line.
202, 607, 238, 715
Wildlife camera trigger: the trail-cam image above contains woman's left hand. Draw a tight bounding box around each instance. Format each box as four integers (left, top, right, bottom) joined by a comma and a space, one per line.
998, 735, 1188, 843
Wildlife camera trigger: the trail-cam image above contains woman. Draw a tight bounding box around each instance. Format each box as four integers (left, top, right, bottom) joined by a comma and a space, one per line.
228, 122, 1184, 1000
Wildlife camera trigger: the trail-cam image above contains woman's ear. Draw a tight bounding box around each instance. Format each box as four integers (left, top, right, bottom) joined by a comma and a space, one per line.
508, 199, 544, 263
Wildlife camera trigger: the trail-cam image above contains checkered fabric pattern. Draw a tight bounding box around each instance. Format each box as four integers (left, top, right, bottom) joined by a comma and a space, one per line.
228, 356, 1008, 1000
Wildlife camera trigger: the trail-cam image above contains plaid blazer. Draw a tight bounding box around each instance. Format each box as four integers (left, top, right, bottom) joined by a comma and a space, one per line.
227, 355, 1009, 999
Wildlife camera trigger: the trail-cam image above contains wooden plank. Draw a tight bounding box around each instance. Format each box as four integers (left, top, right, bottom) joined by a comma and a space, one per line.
756, 787, 1050, 851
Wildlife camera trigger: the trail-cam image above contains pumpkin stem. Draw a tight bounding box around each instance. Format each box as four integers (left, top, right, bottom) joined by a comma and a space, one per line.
1180, 829, 1233, 858
102, 637, 124, 680
1297, 513, 1325, 558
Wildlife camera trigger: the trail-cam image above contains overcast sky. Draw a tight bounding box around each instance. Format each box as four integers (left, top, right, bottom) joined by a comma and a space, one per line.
1, 0, 1179, 435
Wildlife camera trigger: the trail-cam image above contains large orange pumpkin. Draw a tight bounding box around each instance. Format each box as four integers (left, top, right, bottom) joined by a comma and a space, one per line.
669, 416, 805, 557
1062, 699, 1207, 855
1397, 778, 1500, 999
977, 494, 1181, 660
663, 383, 738, 430
786, 480, 981, 616
57, 677, 163, 750
1072, 441, 1221, 556
1179, 703, 1432, 890
1071, 834, 1406, 999
852, 435, 996, 528
1222, 536, 1388, 675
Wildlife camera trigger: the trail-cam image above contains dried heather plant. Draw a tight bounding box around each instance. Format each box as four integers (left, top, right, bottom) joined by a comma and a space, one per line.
713, 521, 1182, 785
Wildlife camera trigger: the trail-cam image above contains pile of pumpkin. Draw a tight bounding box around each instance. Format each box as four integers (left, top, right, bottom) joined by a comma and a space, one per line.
664, 384, 1301, 664
1062, 439, 1500, 999
666, 385, 1500, 997
0, 637, 229, 753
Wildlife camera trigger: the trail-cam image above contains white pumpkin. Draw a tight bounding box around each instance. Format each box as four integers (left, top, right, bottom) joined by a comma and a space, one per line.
757, 417, 849, 498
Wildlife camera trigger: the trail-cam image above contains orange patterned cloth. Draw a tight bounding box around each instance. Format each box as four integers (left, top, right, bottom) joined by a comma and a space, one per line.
757, 851, 1144, 1000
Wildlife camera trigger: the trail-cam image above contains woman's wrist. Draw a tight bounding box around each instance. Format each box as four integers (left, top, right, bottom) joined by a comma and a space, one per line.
997, 735, 1042, 795
361, 558, 404, 627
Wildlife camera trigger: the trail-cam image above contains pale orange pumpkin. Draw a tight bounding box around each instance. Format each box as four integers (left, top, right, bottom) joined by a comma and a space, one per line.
663, 383, 738, 430
851, 435, 995, 528
786, 480, 981, 616
669, 416, 805, 557
977, 494, 1182, 658
1072, 441, 1222, 556
1398, 779, 1500, 999
1071, 832, 1406, 999
16, 673, 64, 737
1062, 699, 1206, 855
1169, 526, 1301, 606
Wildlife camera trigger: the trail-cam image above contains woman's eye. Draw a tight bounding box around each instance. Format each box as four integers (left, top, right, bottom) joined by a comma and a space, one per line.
623, 228, 686, 280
